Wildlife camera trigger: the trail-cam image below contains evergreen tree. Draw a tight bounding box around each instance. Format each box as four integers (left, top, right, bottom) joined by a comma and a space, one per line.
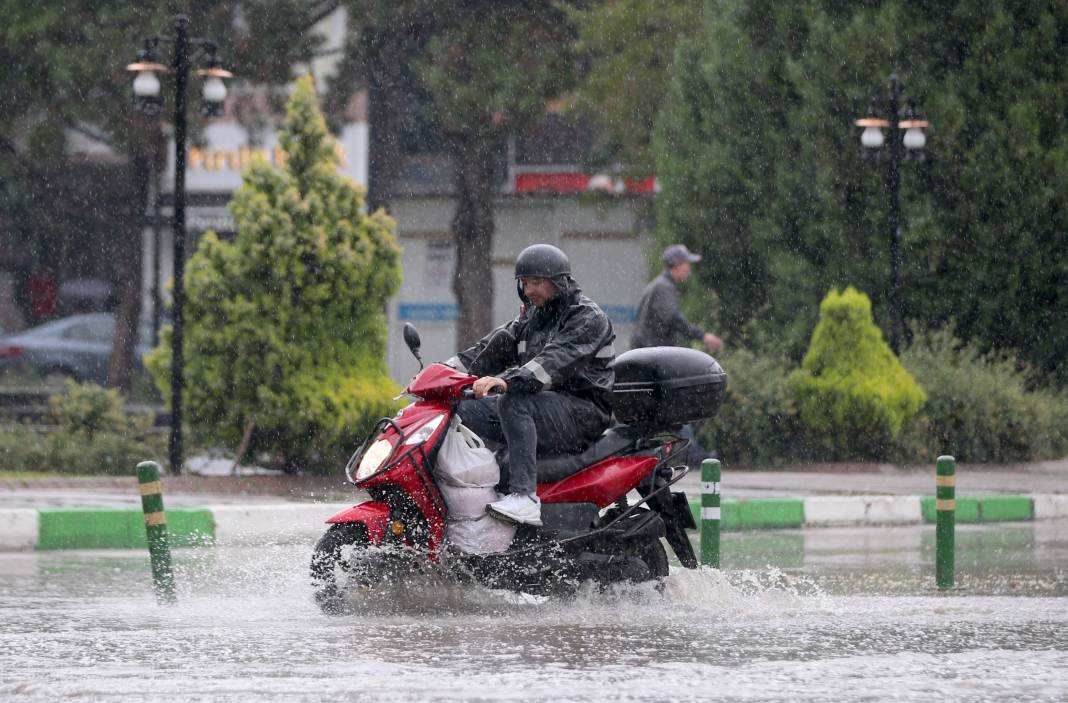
656, 0, 1068, 383
0, 1, 333, 389
146, 76, 402, 470
568, 0, 703, 175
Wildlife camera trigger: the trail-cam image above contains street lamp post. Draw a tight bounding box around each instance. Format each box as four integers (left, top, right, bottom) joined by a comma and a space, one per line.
128, 16, 232, 475
854, 73, 929, 355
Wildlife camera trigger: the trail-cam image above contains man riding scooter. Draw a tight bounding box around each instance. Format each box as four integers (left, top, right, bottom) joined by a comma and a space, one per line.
446, 244, 616, 527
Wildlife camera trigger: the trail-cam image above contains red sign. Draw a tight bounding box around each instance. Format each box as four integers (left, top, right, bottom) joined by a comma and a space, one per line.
513, 172, 657, 195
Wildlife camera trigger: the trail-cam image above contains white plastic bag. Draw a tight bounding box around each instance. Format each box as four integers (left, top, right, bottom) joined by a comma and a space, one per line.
446, 515, 516, 554
437, 483, 500, 519
435, 416, 500, 488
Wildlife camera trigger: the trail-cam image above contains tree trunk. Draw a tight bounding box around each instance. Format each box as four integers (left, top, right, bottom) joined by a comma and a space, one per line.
365, 30, 407, 214
107, 147, 153, 391
450, 133, 498, 350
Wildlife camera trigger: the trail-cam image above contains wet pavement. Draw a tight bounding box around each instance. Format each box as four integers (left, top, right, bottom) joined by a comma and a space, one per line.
2, 521, 1066, 702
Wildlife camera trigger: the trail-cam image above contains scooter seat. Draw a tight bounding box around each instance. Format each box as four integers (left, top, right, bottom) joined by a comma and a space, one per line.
534, 425, 644, 483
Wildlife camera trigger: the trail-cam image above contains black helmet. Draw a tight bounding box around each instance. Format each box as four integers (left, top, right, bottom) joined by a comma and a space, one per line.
514, 244, 570, 279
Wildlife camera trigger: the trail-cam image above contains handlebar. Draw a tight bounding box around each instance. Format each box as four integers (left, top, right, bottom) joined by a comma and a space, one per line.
460, 385, 504, 400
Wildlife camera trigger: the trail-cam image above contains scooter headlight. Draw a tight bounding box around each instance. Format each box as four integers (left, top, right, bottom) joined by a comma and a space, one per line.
402, 413, 446, 446
355, 439, 394, 481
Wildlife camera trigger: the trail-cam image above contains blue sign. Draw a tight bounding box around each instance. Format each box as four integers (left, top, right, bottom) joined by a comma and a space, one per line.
398, 302, 635, 323
398, 303, 459, 321
602, 305, 637, 323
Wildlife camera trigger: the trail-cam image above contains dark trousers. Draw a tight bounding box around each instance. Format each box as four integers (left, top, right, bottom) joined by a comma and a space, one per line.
457, 392, 607, 495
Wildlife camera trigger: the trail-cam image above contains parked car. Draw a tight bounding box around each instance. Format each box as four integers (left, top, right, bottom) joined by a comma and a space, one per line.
0, 313, 156, 386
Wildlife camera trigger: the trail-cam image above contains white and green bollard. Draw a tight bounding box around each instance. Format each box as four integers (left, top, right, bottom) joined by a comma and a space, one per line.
138, 461, 176, 604
936, 455, 956, 590
700, 458, 721, 568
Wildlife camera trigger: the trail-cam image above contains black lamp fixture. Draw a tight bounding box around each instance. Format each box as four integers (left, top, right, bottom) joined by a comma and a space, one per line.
197, 46, 233, 118
127, 15, 233, 475
128, 40, 168, 116
854, 73, 930, 356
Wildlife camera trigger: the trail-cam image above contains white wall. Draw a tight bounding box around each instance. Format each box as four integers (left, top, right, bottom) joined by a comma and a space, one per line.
143, 189, 653, 390
387, 196, 652, 387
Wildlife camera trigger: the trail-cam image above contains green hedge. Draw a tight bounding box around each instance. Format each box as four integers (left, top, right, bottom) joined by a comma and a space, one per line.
0, 381, 165, 474
700, 327, 1068, 466
0, 424, 166, 475
701, 348, 807, 465
897, 329, 1068, 463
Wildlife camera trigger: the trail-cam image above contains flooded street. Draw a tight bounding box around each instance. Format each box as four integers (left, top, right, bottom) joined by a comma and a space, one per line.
2, 521, 1067, 702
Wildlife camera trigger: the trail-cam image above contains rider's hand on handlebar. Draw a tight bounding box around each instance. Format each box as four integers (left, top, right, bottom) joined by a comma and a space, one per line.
472, 376, 508, 399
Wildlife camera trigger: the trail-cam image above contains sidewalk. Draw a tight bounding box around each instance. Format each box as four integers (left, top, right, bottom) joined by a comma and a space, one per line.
673, 459, 1068, 498
2, 460, 1066, 551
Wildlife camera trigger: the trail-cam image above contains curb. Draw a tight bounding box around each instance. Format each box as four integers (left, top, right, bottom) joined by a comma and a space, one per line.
0, 503, 353, 552
682, 494, 1068, 531
1, 495, 1066, 552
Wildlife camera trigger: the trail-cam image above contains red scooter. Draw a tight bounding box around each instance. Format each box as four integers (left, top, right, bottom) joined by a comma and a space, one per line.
311, 324, 726, 612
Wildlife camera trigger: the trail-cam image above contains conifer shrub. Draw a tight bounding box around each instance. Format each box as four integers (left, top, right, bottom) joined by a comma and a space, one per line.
789, 287, 925, 459
146, 76, 402, 471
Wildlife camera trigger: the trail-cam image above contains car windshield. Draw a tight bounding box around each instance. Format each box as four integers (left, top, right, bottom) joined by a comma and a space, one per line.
62, 318, 116, 343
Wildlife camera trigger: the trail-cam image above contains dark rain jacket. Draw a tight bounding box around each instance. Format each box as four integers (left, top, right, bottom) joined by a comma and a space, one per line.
448, 278, 616, 418
630, 271, 704, 349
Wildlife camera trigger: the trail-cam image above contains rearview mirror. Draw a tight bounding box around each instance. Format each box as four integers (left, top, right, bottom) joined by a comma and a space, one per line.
403, 323, 423, 367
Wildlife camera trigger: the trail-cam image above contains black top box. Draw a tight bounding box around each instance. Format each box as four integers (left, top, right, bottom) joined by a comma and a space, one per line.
611, 346, 727, 428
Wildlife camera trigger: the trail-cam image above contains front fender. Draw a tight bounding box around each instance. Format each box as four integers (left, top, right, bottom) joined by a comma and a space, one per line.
325, 501, 391, 544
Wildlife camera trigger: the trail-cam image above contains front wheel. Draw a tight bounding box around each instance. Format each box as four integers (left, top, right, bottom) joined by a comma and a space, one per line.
310, 524, 379, 614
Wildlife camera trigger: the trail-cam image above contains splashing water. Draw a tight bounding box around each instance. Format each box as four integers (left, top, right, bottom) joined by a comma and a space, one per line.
2, 530, 1067, 702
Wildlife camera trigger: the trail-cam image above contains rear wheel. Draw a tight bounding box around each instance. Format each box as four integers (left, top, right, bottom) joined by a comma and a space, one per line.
627, 535, 670, 583
581, 536, 669, 592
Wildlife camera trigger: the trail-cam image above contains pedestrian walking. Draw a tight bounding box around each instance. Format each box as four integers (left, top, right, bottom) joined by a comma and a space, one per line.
631, 244, 722, 353
631, 243, 722, 467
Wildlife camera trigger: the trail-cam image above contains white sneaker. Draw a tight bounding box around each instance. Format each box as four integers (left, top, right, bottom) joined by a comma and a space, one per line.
487, 493, 543, 526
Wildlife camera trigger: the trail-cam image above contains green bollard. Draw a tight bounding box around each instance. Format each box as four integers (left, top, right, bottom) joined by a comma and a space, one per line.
700, 458, 721, 568
138, 461, 176, 604
935, 455, 956, 590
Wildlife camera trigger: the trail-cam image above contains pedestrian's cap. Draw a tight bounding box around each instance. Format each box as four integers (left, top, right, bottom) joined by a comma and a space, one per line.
662, 244, 702, 266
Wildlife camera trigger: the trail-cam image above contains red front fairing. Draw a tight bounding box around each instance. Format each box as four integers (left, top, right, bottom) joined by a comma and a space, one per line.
326, 501, 391, 543
537, 455, 659, 507
352, 401, 454, 556
357, 400, 452, 490
406, 362, 476, 400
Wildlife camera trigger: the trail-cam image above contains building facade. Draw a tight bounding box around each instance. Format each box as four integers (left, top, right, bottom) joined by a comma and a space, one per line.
139, 6, 657, 387
148, 118, 655, 386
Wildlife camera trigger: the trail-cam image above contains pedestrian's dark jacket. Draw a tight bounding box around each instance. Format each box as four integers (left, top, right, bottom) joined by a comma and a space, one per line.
630, 271, 704, 349
449, 278, 616, 417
